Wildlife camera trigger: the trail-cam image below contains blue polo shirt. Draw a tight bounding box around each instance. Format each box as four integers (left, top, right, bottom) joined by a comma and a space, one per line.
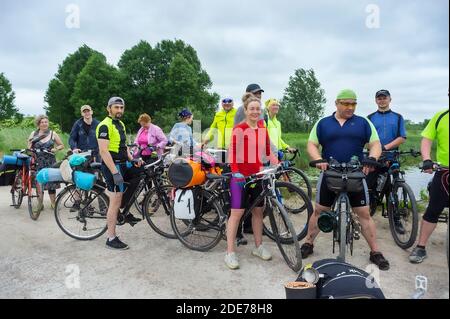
367, 110, 407, 147
309, 113, 379, 163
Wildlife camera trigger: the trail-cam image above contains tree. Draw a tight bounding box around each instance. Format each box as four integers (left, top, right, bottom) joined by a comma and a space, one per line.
278, 69, 326, 132
45, 45, 100, 132
0, 72, 21, 120
70, 53, 123, 127
118, 39, 219, 132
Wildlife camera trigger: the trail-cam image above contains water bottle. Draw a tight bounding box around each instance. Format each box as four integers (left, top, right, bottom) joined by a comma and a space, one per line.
376, 173, 388, 192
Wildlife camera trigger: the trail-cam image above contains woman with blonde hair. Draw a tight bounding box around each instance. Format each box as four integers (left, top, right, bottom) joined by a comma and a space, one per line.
133, 113, 168, 163
27, 115, 65, 212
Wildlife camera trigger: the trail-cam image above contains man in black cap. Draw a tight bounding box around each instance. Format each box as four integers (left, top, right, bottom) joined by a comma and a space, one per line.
233, 84, 265, 125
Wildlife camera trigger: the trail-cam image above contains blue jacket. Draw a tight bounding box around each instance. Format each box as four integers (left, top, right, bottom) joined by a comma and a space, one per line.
69, 118, 100, 152
367, 110, 407, 147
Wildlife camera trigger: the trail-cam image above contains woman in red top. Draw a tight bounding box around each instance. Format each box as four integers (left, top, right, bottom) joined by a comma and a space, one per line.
225, 93, 278, 270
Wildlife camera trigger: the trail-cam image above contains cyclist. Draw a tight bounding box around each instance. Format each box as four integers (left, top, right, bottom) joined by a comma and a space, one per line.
202, 96, 237, 162
264, 98, 297, 158
169, 109, 200, 156
303, 89, 390, 271
225, 93, 278, 270
133, 113, 168, 163
69, 105, 100, 161
367, 90, 408, 233
234, 84, 265, 125
97, 97, 143, 250
409, 106, 449, 264
28, 115, 65, 212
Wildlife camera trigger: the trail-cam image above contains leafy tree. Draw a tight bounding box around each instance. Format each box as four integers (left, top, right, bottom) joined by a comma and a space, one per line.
45, 45, 100, 132
0, 72, 21, 120
279, 68, 326, 132
70, 53, 123, 126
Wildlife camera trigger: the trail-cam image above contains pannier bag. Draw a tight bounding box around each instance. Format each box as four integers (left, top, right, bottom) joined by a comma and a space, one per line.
73, 171, 96, 191
324, 170, 366, 193
36, 168, 64, 184
296, 259, 385, 299
168, 158, 207, 188
0, 163, 17, 186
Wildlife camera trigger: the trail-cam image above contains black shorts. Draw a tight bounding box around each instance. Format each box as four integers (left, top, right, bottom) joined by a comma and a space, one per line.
316, 172, 370, 208
101, 163, 128, 193
423, 170, 449, 224
230, 179, 264, 210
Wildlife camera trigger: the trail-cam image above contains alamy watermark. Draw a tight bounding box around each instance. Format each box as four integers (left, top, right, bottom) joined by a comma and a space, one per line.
65, 264, 80, 289
65, 4, 80, 29
366, 4, 381, 29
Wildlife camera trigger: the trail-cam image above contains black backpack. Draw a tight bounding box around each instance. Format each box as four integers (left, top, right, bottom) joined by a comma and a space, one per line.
296, 259, 385, 299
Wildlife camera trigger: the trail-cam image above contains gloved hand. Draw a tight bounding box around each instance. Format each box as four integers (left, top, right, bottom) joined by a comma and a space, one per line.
277, 150, 284, 161
362, 156, 379, 168
232, 173, 246, 188
422, 160, 434, 171
113, 172, 124, 186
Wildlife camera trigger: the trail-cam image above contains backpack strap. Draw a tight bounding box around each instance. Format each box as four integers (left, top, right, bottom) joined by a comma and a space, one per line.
264, 114, 269, 127
435, 110, 449, 131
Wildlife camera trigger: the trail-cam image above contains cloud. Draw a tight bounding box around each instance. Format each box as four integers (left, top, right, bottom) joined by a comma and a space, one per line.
0, 0, 448, 122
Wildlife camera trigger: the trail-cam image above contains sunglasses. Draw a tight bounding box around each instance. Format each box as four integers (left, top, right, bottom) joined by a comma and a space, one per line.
222, 99, 233, 104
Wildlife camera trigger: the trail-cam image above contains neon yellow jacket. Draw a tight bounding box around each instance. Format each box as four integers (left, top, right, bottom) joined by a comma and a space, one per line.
205, 108, 237, 149
265, 113, 289, 150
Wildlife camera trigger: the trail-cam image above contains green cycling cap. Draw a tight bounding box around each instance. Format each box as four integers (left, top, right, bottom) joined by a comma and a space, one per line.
336, 89, 357, 100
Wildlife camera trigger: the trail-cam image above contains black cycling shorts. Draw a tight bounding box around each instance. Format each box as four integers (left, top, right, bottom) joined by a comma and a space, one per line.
423, 170, 449, 224
316, 172, 370, 208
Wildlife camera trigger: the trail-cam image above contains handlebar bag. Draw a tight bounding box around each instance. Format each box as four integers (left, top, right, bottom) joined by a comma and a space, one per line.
324, 170, 366, 193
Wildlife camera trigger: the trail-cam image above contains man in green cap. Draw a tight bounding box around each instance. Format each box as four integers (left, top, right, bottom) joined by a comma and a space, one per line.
303, 89, 390, 271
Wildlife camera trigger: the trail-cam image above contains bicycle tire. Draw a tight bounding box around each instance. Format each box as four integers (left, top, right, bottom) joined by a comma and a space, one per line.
267, 198, 302, 272
170, 188, 225, 252
28, 174, 42, 221
279, 167, 313, 200
142, 184, 177, 239
11, 171, 24, 209
54, 185, 108, 240
388, 182, 418, 249
263, 181, 312, 243
338, 197, 348, 262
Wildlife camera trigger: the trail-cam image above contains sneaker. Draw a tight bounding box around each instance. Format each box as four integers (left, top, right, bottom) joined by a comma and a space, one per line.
301, 243, 314, 259
409, 247, 427, 264
394, 220, 406, 235
106, 237, 129, 250
370, 252, 390, 271
252, 245, 272, 261
125, 213, 142, 224
224, 252, 239, 270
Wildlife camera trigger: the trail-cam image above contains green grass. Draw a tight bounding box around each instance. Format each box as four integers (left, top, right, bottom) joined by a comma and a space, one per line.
0, 127, 70, 161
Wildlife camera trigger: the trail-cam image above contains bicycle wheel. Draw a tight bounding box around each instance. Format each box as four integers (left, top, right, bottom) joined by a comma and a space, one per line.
142, 184, 176, 239
132, 183, 150, 215
11, 171, 24, 209
28, 174, 43, 221
337, 197, 349, 262
263, 181, 312, 243
54, 184, 109, 240
388, 182, 418, 249
278, 167, 313, 200
267, 198, 302, 272
170, 188, 225, 252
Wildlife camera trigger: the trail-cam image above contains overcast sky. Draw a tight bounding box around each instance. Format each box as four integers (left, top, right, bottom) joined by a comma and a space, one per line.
0, 0, 448, 122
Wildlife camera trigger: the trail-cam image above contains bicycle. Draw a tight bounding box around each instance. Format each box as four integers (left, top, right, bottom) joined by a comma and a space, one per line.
310, 157, 373, 262
367, 150, 420, 249
170, 163, 303, 272
54, 154, 174, 241
10, 147, 55, 220
278, 149, 313, 202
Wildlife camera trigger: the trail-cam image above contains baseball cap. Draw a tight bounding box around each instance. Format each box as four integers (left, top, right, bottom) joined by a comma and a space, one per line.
80, 105, 92, 112
336, 89, 357, 100
108, 97, 125, 107
375, 90, 391, 98
246, 84, 264, 94
178, 109, 193, 118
